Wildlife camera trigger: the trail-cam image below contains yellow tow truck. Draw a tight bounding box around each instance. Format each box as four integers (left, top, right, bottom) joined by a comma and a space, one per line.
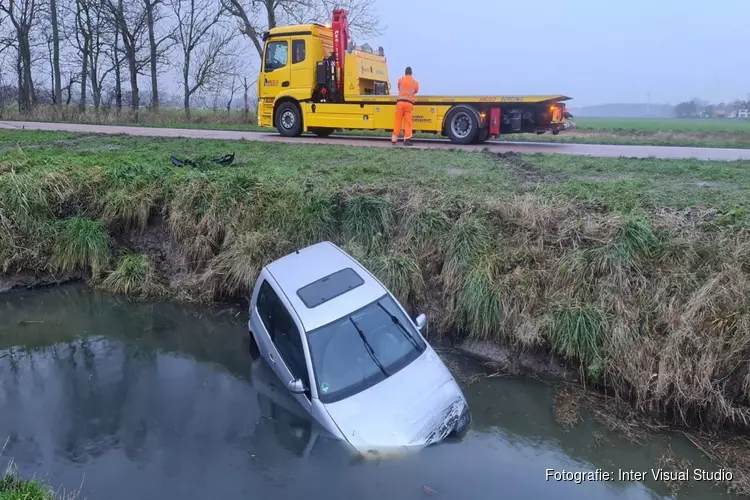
257, 9, 575, 145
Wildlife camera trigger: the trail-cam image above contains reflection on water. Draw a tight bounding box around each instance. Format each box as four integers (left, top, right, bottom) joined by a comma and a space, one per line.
0, 285, 738, 499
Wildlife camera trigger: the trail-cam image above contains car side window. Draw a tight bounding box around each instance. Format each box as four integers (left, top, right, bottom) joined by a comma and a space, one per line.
273, 304, 310, 391
256, 279, 310, 391
292, 39, 305, 64
256, 280, 276, 340
264, 41, 288, 72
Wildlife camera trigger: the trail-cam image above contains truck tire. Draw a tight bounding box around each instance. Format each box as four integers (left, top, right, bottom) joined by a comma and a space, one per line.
445, 106, 479, 145
475, 128, 490, 144
310, 127, 335, 137
275, 101, 303, 137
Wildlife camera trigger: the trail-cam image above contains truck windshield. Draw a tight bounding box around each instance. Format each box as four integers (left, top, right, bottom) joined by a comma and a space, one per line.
306, 294, 426, 404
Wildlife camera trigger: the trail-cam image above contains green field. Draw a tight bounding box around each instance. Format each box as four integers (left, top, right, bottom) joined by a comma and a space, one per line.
1, 130, 748, 212
573, 117, 750, 133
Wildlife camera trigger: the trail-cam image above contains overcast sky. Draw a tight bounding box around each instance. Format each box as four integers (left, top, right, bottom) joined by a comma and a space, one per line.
155, 0, 749, 107
364, 0, 750, 106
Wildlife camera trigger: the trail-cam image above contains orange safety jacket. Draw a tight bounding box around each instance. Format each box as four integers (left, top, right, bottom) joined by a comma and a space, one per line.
397, 75, 419, 103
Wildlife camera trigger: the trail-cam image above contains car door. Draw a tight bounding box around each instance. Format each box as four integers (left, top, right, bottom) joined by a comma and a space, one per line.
259, 37, 291, 102
253, 278, 312, 412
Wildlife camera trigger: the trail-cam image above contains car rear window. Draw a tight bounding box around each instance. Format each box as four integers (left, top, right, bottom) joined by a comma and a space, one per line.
296, 268, 365, 308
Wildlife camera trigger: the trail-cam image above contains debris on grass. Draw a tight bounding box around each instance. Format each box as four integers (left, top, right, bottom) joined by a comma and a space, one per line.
682, 434, 750, 497
553, 385, 585, 431
657, 445, 694, 496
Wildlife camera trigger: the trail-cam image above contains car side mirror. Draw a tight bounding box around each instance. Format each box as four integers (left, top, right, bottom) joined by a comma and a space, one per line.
288, 379, 306, 394
415, 313, 427, 331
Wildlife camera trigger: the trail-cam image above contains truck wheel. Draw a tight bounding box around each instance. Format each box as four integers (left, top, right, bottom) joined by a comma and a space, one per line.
445, 106, 479, 145
310, 127, 335, 137
275, 102, 303, 137
475, 128, 490, 144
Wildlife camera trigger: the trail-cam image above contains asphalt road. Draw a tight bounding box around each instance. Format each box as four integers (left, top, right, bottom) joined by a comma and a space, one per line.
2, 120, 749, 161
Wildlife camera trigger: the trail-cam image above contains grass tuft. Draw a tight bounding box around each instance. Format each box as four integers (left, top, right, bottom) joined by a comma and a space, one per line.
200, 231, 293, 300
100, 187, 161, 231
548, 303, 606, 379
368, 249, 425, 309
0, 462, 77, 500
402, 198, 450, 256
52, 217, 111, 276
0, 473, 52, 500
343, 195, 392, 249
100, 253, 167, 298
441, 213, 491, 292
264, 186, 339, 246
453, 249, 504, 341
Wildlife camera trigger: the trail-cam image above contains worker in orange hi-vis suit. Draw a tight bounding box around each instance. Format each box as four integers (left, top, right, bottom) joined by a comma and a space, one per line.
392, 67, 419, 146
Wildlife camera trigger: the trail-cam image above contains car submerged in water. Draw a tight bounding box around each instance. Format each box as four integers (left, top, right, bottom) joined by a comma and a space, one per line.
247, 241, 471, 454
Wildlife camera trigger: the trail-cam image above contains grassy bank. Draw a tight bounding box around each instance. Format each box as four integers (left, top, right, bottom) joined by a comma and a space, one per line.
3, 106, 750, 149
2, 129, 750, 434
0, 465, 75, 500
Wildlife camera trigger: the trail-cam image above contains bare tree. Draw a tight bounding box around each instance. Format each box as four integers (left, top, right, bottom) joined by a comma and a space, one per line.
143, 0, 175, 112
170, 0, 235, 119
50, 0, 62, 108
72, 0, 90, 110
225, 73, 242, 113
111, 26, 123, 111
104, 0, 149, 116
61, 67, 78, 106
77, 0, 117, 112
0, 0, 41, 112
221, 0, 380, 61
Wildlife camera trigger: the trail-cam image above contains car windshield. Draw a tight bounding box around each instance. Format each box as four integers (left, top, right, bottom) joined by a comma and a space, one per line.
306, 294, 427, 404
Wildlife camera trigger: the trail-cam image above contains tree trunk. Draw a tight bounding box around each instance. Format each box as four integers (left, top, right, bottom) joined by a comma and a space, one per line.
183, 61, 190, 120
114, 30, 122, 112
16, 53, 24, 112
227, 76, 235, 114
51, 0, 62, 110
117, 0, 138, 118
243, 77, 249, 122
146, 2, 159, 112
79, 37, 89, 111
89, 55, 101, 111
83, 1, 100, 111
127, 52, 139, 117
18, 34, 35, 112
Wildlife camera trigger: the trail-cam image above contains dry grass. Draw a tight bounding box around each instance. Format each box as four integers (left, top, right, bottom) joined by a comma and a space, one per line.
0, 104, 257, 128
198, 231, 293, 301
657, 445, 694, 496
683, 434, 750, 497
553, 385, 585, 430
99, 253, 168, 299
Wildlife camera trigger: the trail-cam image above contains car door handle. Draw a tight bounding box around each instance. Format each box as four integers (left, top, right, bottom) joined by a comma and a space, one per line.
269, 352, 275, 363
282, 81, 290, 87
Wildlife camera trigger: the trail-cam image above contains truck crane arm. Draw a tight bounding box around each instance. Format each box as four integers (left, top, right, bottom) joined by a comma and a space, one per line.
331, 8, 349, 94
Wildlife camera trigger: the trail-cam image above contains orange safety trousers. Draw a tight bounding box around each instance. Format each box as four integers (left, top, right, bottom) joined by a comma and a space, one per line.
392, 101, 414, 143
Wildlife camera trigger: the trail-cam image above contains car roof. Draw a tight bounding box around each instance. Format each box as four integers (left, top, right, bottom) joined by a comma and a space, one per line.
265, 241, 388, 332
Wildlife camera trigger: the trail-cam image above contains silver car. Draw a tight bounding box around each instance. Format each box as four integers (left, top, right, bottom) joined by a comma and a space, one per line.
247, 241, 471, 454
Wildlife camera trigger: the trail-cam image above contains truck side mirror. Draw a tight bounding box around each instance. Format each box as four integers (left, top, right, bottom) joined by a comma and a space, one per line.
415, 314, 427, 331
288, 379, 306, 394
